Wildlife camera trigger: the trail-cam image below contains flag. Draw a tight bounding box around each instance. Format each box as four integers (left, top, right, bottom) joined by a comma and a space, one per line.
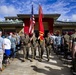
38, 5, 44, 41
29, 4, 35, 35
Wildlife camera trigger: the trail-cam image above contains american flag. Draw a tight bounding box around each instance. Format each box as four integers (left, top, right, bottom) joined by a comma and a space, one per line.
29, 4, 35, 35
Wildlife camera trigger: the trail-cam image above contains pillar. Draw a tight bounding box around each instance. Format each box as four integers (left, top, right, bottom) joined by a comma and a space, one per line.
23, 19, 30, 34
48, 18, 54, 34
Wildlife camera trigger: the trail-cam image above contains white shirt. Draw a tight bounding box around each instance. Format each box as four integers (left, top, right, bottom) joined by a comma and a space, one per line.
4, 38, 11, 49
50, 35, 57, 45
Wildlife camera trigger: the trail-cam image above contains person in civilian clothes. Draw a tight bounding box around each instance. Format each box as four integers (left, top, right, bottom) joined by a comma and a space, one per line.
8, 32, 13, 40
0, 31, 4, 71
55, 32, 62, 55
10, 34, 16, 59
4, 35, 11, 65
14, 32, 21, 50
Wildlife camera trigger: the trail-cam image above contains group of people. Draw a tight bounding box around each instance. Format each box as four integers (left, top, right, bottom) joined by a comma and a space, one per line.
20, 32, 46, 62
0, 31, 20, 71
20, 30, 76, 64
0, 30, 76, 73
49, 30, 76, 74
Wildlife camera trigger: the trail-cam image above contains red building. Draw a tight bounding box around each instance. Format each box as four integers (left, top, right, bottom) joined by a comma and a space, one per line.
0, 14, 76, 36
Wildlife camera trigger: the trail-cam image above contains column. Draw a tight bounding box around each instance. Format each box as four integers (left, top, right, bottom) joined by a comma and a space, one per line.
23, 19, 30, 35
48, 18, 54, 34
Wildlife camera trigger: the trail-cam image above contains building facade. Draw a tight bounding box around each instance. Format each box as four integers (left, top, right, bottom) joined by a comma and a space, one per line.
0, 14, 76, 36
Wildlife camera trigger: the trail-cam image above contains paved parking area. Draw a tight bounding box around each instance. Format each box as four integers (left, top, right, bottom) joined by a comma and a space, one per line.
0, 50, 72, 75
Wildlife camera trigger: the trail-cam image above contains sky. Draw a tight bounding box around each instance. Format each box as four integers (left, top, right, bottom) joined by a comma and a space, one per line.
0, 0, 76, 22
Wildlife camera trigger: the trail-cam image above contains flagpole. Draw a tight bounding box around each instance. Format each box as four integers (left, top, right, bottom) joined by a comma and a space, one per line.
29, 2, 35, 36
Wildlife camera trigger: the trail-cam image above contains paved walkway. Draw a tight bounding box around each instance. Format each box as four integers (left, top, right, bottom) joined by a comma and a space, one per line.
0, 50, 72, 75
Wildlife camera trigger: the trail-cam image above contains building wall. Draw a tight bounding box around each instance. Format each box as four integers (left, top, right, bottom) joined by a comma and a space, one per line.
0, 22, 76, 35
54, 25, 76, 35
1, 26, 22, 34
35, 22, 76, 35
53, 26, 62, 34
35, 22, 48, 30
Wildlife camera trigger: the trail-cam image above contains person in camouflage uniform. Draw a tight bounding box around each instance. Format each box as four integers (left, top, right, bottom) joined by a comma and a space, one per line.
45, 33, 52, 61
38, 36, 45, 62
30, 33, 38, 61
20, 32, 26, 61
24, 34, 30, 59
20, 33, 30, 61
70, 30, 76, 73
63, 31, 70, 59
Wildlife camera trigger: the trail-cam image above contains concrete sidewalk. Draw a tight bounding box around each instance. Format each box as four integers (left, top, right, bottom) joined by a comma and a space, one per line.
0, 50, 72, 75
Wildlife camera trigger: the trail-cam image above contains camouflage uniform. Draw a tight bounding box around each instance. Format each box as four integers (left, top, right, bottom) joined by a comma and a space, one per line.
63, 32, 70, 58
20, 34, 26, 61
24, 34, 30, 59
64, 34, 70, 42
38, 39, 45, 61
71, 31, 76, 72
30, 33, 37, 60
45, 33, 52, 61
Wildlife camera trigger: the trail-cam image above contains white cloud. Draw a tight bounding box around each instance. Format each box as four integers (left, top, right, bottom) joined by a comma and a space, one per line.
41, 0, 76, 21
0, 0, 76, 22
57, 14, 71, 21
71, 14, 76, 21
0, 0, 5, 4
45, 1, 70, 14
0, 17, 4, 21
0, 5, 19, 16
58, 14, 76, 22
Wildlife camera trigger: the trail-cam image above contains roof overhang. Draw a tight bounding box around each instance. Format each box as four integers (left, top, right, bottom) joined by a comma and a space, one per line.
17, 14, 60, 21
4, 16, 19, 20
54, 21, 76, 26
0, 23, 23, 27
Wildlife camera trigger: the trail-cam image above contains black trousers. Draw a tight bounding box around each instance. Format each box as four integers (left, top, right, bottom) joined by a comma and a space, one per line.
72, 58, 76, 72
